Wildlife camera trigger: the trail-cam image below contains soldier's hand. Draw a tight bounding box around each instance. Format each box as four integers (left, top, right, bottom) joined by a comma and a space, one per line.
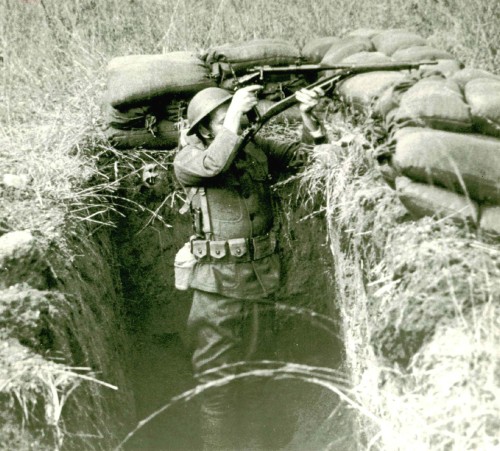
229, 85, 262, 114
296, 87, 325, 113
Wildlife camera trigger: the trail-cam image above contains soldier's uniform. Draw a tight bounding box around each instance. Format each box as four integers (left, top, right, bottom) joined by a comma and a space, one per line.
174, 121, 325, 449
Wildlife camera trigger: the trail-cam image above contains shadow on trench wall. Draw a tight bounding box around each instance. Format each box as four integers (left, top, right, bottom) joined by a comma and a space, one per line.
112, 178, 353, 450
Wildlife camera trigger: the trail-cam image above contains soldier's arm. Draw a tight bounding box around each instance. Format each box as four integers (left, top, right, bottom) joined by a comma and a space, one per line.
174, 128, 242, 186
254, 127, 327, 173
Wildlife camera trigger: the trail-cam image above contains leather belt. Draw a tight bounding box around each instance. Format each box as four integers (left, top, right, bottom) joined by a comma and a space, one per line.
190, 233, 277, 262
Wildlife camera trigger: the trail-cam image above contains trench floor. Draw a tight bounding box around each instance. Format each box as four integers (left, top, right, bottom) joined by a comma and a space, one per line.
123, 299, 354, 451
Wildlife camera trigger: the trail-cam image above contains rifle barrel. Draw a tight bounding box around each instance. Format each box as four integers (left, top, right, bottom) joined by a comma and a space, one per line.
247, 60, 438, 74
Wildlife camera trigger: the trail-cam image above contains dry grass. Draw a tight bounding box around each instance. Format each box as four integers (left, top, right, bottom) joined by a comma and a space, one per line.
299, 107, 500, 449
1, 0, 499, 449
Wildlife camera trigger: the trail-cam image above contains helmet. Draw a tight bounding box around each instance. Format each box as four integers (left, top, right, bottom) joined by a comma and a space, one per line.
186, 87, 233, 135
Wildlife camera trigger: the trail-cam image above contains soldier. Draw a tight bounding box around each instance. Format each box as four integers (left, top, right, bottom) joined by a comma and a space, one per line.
174, 84, 326, 450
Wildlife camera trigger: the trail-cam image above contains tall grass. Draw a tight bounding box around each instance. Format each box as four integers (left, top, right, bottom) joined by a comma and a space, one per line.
1, 0, 499, 448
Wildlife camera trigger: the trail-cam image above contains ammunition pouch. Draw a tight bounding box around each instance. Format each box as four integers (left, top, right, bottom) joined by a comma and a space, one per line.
191, 233, 277, 263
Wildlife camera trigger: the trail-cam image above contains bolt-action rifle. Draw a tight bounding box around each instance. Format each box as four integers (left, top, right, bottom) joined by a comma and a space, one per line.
237, 60, 437, 150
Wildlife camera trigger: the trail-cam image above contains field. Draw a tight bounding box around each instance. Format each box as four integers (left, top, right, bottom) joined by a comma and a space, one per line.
1, 0, 499, 449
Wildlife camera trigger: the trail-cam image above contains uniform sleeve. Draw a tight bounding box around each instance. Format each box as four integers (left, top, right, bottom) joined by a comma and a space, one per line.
174, 128, 243, 186
254, 126, 328, 173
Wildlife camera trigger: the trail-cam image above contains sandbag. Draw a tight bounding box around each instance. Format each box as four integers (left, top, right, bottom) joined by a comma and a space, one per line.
255, 99, 302, 123
392, 127, 500, 203
102, 103, 152, 130
464, 78, 500, 137
451, 68, 500, 88
377, 161, 398, 189
301, 37, 340, 63
479, 206, 500, 236
106, 52, 215, 107
337, 71, 408, 113
392, 78, 472, 132
204, 39, 301, 76
373, 77, 418, 118
418, 59, 462, 78
346, 28, 384, 39
396, 176, 478, 222
320, 37, 374, 66
339, 51, 393, 64
391, 45, 454, 62
104, 120, 178, 150
372, 30, 427, 56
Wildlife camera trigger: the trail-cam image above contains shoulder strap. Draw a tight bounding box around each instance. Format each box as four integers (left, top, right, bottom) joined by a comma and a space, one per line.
198, 187, 213, 239
179, 186, 213, 240
179, 187, 198, 215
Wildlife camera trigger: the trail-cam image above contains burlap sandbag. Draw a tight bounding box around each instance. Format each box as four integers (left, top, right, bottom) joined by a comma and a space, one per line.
301, 37, 340, 63
392, 78, 472, 132
391, 45, 454, 62
464, 78, 500, 138
451, 68, 500, 88
102, 103, 151, 130
337, 71, 407, 113
372, 30, 426, 56
418, 59, 462, 78
393, 127, 500, 203
340, 51, 393, 64
373, 77, 418, 118
320, 37, 374, 66
479, 206, 500, 236
107, 52, 215, 107
396, 176, 478, 222
204, 39, 301, 75
104, 120, 178, 150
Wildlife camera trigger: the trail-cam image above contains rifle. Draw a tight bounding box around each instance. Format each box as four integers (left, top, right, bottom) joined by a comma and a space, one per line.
237, 60, 438, 150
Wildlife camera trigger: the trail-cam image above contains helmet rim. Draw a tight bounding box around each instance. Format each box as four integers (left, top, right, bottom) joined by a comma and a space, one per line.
186, 87, 233, 136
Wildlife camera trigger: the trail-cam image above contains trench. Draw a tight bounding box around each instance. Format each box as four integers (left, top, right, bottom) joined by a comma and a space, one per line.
110, 169, 353, 450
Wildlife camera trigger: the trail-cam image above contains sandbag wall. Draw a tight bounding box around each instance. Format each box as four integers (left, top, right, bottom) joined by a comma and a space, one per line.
301, 29, 500, 237
102, 40, 307, 149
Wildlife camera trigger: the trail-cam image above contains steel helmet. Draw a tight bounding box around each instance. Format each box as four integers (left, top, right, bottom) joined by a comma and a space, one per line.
186, 87, 233, 135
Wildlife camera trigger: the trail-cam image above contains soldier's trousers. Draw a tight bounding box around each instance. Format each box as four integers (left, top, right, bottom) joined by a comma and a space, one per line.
187, 289, 282, 451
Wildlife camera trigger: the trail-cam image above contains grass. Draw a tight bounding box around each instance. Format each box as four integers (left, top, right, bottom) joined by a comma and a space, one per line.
298, 105, 500, 449
1, 0, 499, 449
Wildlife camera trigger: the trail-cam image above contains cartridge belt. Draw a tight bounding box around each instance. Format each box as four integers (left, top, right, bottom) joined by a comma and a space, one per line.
190, 233, 277, 262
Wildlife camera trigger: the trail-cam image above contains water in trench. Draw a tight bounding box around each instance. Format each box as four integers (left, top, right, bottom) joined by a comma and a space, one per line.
113, 184, 353, 450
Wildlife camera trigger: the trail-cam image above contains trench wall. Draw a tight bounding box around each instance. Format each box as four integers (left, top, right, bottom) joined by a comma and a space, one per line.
0, 221, 135, 450
305, 112, 500, 450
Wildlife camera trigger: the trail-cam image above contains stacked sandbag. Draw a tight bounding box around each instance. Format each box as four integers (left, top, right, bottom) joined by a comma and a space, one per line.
107, 52, 215, 107
327, 30, 459, 117
392, 127, 500, 203
337, 71, 408, 114
204, 39, 304, 99
464, 78, 500, 137
451, 68, 500, 88
204, 39, 301, 76
302, 37, 340, 63
388, 127, 500, 231
396, 176, 478, 223
320, 36, 374, 66
315, 28, 500, 236
371, 30, 427, 56
103, 51, 215, 150
390, 77, 472, 132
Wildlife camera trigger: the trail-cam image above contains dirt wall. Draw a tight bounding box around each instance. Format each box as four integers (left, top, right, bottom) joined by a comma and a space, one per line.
0, 223, 135, 450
